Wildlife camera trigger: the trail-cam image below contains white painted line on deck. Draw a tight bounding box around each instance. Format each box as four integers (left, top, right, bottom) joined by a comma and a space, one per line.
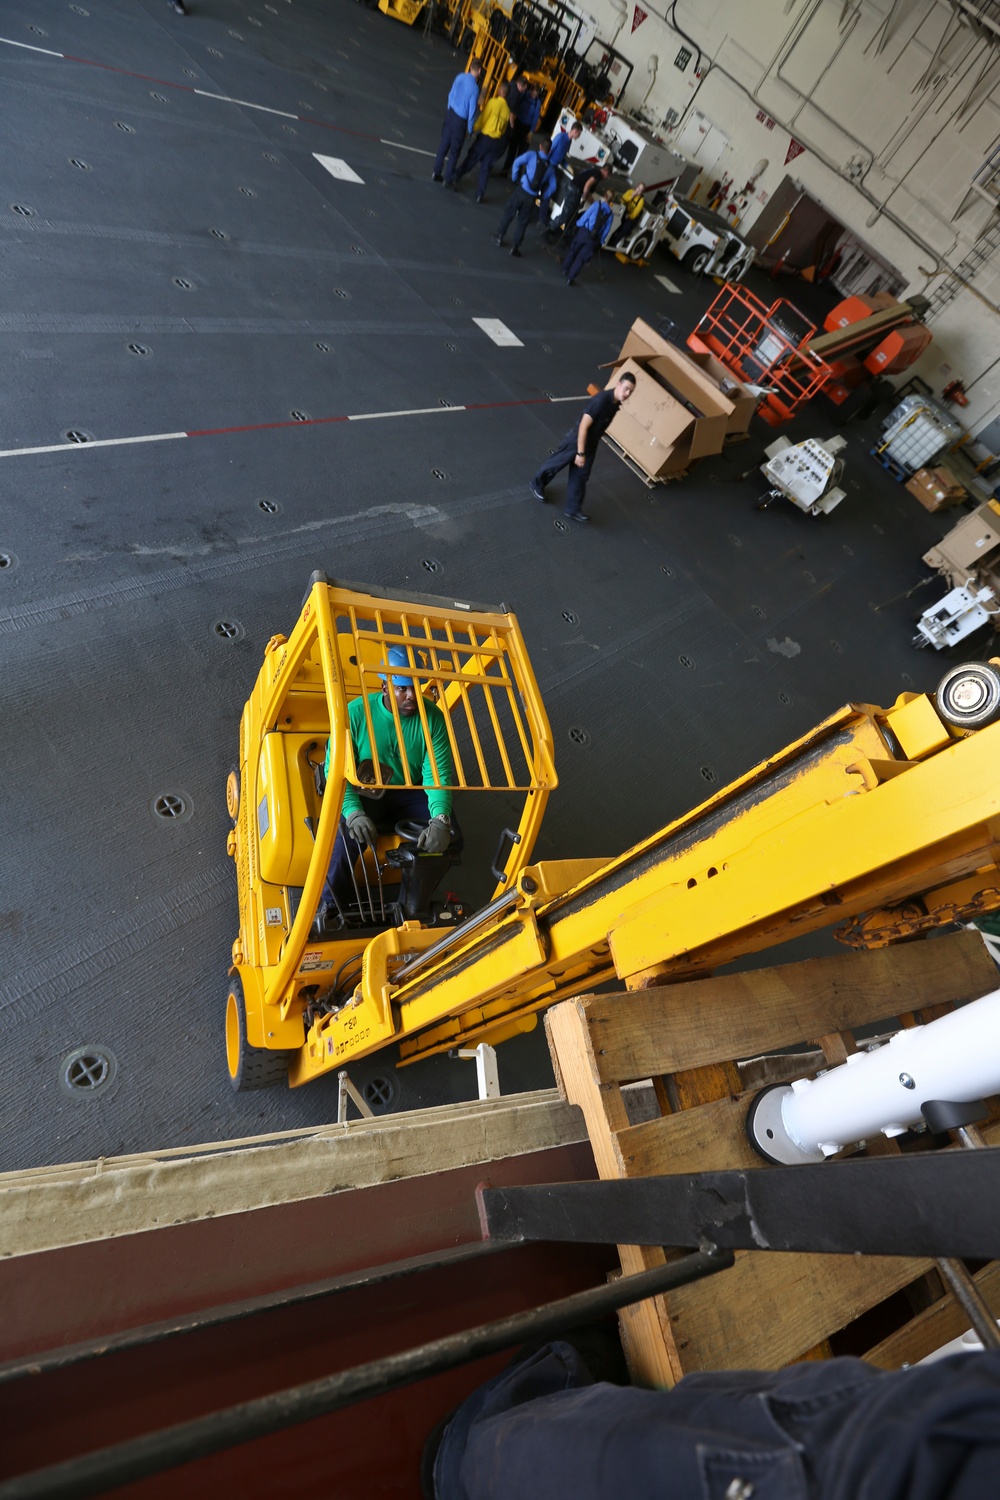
381, 139, 435, 157
655, 274, 681, 294
193, 89, 299, 119
0, 432, 187, 460
313, 154, 365, 184
0, 35, 437, 158
472, 318, 524, 348
0, 35, 65, 58
348, 405, 465, 421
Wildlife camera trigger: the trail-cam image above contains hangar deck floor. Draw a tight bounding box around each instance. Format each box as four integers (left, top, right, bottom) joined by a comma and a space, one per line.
0, 0, 975, 1170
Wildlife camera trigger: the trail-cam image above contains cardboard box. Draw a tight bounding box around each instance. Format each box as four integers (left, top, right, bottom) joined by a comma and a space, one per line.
905, 466, 965, 512
929, 464, 966, 499
684, 343, 757, 436
923, 499, 1000, 583
603, 344, 735, 479
609, 319, 756, 441
604, 357, 725, 478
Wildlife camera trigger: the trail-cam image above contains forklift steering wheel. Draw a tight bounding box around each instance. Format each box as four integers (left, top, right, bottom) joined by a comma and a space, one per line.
395, 819, 427, 844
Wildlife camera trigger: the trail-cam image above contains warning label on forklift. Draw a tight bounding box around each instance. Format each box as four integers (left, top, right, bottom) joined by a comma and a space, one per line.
299, 951, 335, 972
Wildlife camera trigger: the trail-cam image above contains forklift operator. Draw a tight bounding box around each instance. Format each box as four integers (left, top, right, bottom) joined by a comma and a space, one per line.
321, 646, 461, 913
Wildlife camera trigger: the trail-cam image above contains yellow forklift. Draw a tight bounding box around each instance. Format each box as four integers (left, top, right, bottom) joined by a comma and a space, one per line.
226, 572, 1000, 1090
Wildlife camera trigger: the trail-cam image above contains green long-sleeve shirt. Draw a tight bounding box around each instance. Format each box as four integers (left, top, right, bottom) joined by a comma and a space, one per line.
328, 691, 453, 819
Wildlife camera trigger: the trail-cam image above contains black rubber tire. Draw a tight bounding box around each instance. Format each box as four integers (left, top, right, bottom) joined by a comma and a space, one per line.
226, 768, 240, 824
299, 568, 329, 609
629, 233, 652, 261
683, 246, 711, 276
934, 661, 1000, 729
226, 971, 291, 1091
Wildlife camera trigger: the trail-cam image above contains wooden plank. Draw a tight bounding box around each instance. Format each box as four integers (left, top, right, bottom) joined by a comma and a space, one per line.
864, 1261, 1000, 1369
544, 941, 997, 1383
545, 1001, 681, 1386
617, 1092, 762, 1176
584, 933, 996, 1083
670, 1059, 742, 1110
666, 1250, 931, 1372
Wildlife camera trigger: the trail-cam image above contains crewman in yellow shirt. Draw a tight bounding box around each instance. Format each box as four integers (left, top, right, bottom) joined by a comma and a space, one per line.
452, 81, 511, 203
609, 182, 647, 246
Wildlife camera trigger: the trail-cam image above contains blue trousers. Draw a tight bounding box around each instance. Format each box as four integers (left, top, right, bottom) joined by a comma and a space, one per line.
547, 185, 583, 237
433, 1340, 1000, 1500
322, 788, 462, 910
563, 230, 598, 283
531, 428, 595, 517
457, 133, 504, 199
434, 109, 468, 181
501, 118, 529, 174
496, 186, 537, 249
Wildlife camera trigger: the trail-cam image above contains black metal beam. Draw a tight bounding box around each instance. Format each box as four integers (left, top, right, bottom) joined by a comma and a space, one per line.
0, 1249, 732, 1500
481, 1147, 1000, 1260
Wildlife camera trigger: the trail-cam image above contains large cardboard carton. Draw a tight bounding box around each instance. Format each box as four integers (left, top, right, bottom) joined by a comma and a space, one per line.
615, 321, 757, 433
603, 336, 737, 478
923, 499, 1000, 586
684, 340, 758, 436
603, 356, 725, 478
605, 322, 757, 472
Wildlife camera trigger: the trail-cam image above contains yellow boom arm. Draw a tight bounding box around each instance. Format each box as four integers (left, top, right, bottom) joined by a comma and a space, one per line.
291, 684, 1000, 1083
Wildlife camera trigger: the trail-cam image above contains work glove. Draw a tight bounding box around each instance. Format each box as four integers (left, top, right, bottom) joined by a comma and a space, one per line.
416, 816, 451, 854
347, 811, 378, 851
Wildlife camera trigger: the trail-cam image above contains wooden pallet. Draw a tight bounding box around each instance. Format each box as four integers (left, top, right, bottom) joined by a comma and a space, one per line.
545, 932, 1000, 1386
600, 434, 688, 489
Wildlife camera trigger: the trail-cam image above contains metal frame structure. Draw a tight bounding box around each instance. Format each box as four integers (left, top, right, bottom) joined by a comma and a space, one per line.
689, 285, 832, 425
0, 1248, 732, 1499
7, 1144, 1000, 1496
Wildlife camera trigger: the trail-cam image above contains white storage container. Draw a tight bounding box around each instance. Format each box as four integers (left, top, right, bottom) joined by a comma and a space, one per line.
881, 395, 961, 474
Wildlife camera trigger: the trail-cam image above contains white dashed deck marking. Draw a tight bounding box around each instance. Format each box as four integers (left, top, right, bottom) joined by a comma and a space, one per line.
313, 154, 365, 184
655, 274, 681, 294
472, 318, 524, 348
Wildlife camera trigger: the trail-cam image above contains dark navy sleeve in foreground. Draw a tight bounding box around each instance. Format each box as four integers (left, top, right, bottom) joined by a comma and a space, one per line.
433, 1340, 1000, 1500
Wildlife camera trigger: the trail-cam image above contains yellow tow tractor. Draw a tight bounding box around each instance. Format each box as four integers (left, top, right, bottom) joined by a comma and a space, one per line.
225, 572, 558, 1089
227, 571, 1000, 1091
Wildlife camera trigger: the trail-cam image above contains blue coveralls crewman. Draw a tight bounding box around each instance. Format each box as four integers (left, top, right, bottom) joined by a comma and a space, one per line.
432, 60, 483, 185
547, 121, 581, 172
493, 142, 556, 257
538, 121, 582, 226
563, 190, 615, 285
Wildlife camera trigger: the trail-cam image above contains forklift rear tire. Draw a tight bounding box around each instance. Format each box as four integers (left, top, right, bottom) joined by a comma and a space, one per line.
226, 972, 291, 1091
226, 769, 240, 823
934, 662, 1000, 729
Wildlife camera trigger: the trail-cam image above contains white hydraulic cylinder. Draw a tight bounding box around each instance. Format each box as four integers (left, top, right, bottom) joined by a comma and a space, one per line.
750, 988, 1000, 1163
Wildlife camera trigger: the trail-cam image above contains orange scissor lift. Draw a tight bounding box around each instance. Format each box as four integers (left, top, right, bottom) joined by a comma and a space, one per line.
690, 283, 933, 427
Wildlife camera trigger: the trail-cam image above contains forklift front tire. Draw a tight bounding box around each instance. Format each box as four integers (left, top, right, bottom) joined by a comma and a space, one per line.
226, 973, 291, 1091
